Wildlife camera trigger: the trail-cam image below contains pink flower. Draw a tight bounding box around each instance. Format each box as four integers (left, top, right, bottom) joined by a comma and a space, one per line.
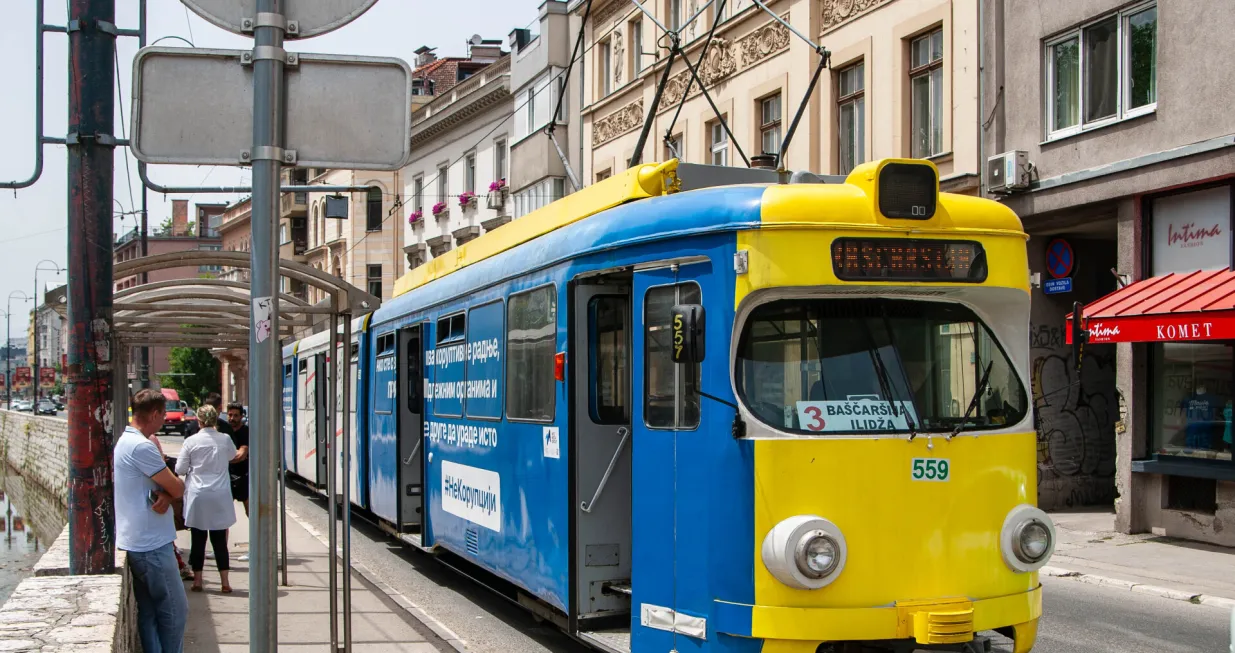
458, 191, 477, 208
431, 201, 447, 216
407, 210, 423, 224
488, 179, 507, 192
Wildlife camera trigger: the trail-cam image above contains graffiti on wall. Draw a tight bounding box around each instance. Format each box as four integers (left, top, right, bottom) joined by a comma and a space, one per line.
1031, 336, 1117, 509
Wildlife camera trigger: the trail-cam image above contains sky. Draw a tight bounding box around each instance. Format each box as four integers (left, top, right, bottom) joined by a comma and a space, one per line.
0, 0, 533, 337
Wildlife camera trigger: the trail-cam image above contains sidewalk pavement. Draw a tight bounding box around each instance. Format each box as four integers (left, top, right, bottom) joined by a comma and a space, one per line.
162, 439, 459, 651
1047, 508, 1235, 608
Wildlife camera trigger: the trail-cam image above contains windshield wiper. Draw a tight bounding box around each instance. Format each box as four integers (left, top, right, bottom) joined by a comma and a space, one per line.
951, 360, 993, 439
862, 321, 918, 440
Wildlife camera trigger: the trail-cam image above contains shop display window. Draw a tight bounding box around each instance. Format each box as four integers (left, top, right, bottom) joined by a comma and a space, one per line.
1151, 342, 1234, 461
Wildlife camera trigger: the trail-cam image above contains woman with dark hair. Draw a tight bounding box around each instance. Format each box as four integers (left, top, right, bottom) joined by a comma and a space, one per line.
175, 404, 237, 593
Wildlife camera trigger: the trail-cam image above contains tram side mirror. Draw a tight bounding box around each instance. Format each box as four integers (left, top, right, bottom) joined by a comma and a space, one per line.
671, 304, 706, 364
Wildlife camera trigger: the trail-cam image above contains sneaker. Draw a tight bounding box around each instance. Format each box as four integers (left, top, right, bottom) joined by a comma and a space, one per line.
238, 553, 249, 562
205, 551, 214, 560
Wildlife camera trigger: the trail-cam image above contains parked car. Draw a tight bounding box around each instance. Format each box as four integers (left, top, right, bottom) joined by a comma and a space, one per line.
12, 400, 32, 412
160, 388, 189, 436
35, 400, 57, 416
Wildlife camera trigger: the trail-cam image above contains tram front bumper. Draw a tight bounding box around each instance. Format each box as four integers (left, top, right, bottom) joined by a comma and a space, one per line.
716, 585, 1040, 653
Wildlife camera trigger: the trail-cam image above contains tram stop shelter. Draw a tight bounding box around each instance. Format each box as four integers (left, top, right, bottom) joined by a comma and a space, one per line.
109, 249, 380, 637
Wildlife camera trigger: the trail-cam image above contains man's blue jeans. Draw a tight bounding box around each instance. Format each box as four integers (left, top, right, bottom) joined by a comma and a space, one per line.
127, 541, 187, 653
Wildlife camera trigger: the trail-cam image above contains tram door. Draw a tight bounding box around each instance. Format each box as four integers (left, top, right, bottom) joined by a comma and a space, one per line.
312, 353, 330, 488
571, 282, 633, 628
396, 325, 425, 531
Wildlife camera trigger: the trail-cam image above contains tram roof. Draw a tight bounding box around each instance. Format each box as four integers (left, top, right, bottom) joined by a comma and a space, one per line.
383, 159, 1024, 321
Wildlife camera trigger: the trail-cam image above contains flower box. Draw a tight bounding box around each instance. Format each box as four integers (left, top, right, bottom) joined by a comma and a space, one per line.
431, 201, 448, 218
458, 191, 478, 210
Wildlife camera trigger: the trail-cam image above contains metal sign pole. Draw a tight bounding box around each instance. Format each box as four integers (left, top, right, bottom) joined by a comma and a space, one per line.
327, 312, 339, 650
278, 392, 288, 586
247, 0, 286, 649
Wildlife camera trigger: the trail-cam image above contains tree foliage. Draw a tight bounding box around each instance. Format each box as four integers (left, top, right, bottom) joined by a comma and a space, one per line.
164, 347, 220, 408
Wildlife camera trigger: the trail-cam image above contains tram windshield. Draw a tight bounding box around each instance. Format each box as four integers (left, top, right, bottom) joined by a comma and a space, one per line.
735, 298, 1027, 435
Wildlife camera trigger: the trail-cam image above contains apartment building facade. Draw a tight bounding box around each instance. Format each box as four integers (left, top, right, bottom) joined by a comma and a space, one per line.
983, 0, 1235, 543
401, 46, 514, 272
576, 0, 980, 193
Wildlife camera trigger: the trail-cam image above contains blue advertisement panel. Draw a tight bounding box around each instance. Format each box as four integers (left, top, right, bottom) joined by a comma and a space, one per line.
282, 361, 296, 473
368, 339, 400, 524
465, 301, 503, 419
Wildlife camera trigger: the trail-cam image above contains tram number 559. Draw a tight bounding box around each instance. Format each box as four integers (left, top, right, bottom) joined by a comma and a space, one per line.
911, 458, 950, 482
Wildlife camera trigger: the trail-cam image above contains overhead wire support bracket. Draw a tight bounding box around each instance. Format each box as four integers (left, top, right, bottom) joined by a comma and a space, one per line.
628, 36, 681, 167
663, 0, 728, 156
749, 0, 823, 51
678, 46, 749, 167
547, 0, 593, 191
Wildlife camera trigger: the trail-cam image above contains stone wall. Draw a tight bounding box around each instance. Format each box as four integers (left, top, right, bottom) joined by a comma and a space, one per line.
0, 412, 137, 652
0, 411, 69, 507
0, 530, 137, 653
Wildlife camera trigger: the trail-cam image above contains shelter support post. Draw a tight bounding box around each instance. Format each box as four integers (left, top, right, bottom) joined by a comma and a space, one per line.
328, 313, 339, 649
66, 0, 116, 576
342, 314, 354, 649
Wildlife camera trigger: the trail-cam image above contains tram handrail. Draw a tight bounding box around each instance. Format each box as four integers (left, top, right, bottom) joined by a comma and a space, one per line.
580, 427, 629, 514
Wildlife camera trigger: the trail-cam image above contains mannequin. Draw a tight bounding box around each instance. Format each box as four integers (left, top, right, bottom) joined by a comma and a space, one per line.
1182, 384, 1222, 450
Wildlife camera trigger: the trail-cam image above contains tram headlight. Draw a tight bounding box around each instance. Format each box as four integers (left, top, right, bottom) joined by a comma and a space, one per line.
1000, 505, 1056, 572
762, 516, 847, 590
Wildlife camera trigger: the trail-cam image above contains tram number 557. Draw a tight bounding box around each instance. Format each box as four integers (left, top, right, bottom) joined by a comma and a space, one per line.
911, 458, 950, 482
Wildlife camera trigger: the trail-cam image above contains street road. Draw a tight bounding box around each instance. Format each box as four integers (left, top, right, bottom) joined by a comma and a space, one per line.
284, 486, 1230, 653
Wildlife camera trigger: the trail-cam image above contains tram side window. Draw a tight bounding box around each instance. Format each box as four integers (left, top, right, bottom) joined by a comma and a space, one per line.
645, 283, 701, 429
434, 314, 467, 418
406, 335, 422, 416
466, 301, 504, 420
507, 286, 557, 421
589, 296, 630, 424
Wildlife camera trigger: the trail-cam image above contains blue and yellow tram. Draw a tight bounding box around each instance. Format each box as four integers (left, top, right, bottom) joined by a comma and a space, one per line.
286, 158, 1051, 653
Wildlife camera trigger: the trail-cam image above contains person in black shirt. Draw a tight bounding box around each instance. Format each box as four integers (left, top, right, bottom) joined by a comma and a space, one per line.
224, 403, 250, 516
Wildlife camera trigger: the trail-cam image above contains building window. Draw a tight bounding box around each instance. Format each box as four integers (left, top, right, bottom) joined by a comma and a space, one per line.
465, 152, 476, 194
709, 120, 729, 166
666, 133, 683, 160
645, 282, 700, 429
599, 39, 612, 97
437, 165, 449, 207
596, 169, 612, 182
413, 175, 424, 213
759, 93, 782, 156
279, 223, 289, 244
507, 285, 557, 421
632, 20, 645, 76
366, 187, 383, 231
837, 61, 866, 174
1151, 343, 1233, 462
494, 140, 507, 182
367, 264, 382, 298
1045, 4, 1156, 139
909, 28, 944, 159
670, 0, 683, 31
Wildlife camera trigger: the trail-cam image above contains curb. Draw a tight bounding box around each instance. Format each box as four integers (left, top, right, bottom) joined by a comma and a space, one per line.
283, 507, 471, 653
1041, 565, 1235, 608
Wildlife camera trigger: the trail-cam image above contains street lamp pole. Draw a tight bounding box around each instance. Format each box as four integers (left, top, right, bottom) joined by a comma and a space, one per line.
32, 261, 64, 402
5, 292, 31, 409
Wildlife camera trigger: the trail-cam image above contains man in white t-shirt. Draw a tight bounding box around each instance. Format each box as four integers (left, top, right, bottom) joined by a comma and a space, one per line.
115, 389, 187, 653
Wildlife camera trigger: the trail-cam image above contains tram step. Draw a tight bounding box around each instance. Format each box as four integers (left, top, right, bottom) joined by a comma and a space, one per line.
601, 582, 632, 597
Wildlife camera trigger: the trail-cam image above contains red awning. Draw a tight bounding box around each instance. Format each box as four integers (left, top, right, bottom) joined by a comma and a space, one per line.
1066, 269, 1235, 344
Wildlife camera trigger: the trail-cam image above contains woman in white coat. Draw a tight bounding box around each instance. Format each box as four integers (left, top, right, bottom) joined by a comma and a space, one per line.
175, 405, 237, 593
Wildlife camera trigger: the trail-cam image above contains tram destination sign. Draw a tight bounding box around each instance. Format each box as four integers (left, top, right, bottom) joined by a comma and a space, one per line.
130, 47, 412, 170
831, 238, 987, 282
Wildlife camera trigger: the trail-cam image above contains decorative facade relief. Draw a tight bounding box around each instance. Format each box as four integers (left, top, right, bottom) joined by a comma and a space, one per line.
738, 14, 791, 67
660, 70, 692, 107
592, 0, 631, 32
593, 99, 645, 146
821, 0, 890, 32
698, 38, 737, 87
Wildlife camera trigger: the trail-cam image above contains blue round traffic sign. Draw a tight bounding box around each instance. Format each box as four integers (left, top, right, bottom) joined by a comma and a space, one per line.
1046, 238, 1074, 279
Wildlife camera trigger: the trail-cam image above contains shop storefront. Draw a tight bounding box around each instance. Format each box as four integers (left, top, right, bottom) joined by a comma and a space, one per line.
1068, 179, 1235, 538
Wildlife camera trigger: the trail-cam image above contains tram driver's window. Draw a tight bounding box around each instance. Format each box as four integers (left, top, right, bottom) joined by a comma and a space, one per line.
645, 283, 701, 429
507, 286, 557, 421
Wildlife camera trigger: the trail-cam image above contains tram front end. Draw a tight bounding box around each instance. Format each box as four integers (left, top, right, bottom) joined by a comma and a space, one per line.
729, 160, 1048, 653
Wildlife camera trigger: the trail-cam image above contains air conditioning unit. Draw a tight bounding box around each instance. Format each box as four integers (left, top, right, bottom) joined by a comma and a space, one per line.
987, 150, 1030, 193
